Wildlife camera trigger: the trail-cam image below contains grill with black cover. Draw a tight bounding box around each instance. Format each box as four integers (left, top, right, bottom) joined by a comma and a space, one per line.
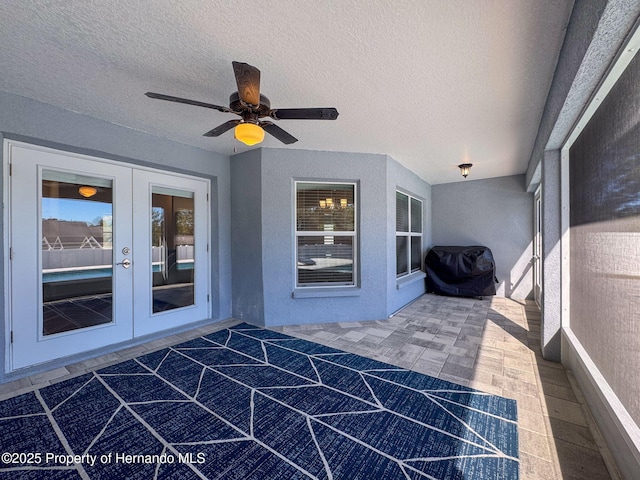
425, 246, 497, 298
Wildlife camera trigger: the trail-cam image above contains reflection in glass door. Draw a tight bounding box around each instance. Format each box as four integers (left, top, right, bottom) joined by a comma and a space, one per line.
132, 169, 209, 337
152, 188, 195, 312
42, 171, 114, 335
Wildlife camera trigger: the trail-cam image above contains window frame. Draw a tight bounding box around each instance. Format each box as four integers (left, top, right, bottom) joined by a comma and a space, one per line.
294, 180, 358, 288
396, 190, 423, 278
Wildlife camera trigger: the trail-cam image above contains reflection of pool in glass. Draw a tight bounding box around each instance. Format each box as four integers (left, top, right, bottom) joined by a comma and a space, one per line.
153, 262, 194, 272
43, 267, 112, 283
43, 262, 194, 283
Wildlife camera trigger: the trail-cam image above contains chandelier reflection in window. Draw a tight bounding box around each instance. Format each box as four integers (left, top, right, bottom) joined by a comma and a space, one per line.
319, 197, 348, 209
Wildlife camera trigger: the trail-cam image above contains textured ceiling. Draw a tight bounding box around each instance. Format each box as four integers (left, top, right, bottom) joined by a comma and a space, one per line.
0, 0, 573, 184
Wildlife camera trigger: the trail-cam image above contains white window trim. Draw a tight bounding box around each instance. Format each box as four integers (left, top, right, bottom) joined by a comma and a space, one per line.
396, 191, 423, 278
294, 180, 358, 288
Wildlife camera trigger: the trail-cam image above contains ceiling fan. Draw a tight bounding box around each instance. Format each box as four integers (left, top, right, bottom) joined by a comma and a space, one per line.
145, 61, 339, 146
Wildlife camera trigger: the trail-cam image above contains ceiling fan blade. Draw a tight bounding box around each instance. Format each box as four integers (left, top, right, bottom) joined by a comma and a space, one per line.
203, 120, 241, 137
145, 92, 233, 113
232, 61, 261, 106
269, 108, 339, 120
261, 122, 298, 144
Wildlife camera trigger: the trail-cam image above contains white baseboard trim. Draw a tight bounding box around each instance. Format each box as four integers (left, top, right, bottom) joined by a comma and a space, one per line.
562, 328, 640, 480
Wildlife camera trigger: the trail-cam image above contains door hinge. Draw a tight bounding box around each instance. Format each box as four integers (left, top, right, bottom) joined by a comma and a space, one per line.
206, 193, 209, 202
206, 244, 209, 252
8, 163, 12, 176
207, 294, 210, 303
10, 331, 13, 344
9, 247, 12, 260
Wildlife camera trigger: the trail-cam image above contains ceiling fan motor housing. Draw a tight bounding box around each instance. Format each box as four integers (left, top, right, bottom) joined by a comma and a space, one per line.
229, 91, 271, 117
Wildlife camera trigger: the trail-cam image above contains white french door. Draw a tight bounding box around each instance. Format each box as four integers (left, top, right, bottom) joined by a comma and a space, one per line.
132, 169, 209, 336
6, 141, 209, 371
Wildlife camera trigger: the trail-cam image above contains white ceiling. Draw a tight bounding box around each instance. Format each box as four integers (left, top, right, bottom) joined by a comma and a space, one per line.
0, 0, 573, 185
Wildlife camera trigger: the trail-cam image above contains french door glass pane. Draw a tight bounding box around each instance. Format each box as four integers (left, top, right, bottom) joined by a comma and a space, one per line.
41, 170, 113, 335
152, 188, 195, 313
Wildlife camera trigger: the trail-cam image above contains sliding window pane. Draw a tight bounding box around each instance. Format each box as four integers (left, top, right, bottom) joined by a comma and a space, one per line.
297, 183, 355, 232
297, 235, 353, 285
396, 192, 409, 232
410, 198, 422, 233
411, 236, 422, 271
396, 236, 408, 276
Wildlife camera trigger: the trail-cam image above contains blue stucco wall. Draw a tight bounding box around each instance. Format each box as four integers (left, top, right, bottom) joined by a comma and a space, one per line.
386, 156, 432, 315
1, 92, 433, 371
229, 148, 432, 326
230, 149, 265, 325
431, 175, 533, 299
260, 148, 388, 326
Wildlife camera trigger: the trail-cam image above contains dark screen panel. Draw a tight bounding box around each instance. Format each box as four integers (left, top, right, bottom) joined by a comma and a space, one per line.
569, 51, 640, 227
567, 41, 640, 425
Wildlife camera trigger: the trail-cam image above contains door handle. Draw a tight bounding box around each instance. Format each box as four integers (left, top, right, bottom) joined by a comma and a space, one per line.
116, 259, 132, 269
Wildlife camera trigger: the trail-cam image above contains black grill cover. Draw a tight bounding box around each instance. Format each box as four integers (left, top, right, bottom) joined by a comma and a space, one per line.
425, 246, 497, 297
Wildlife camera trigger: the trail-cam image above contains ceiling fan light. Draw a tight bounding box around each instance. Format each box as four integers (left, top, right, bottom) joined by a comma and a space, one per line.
234, 122, 265, 146
78, 185, 97, 198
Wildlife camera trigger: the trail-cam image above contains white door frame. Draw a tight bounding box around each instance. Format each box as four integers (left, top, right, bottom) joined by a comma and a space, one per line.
4, 140, 210, 372
533, 186, 542, 308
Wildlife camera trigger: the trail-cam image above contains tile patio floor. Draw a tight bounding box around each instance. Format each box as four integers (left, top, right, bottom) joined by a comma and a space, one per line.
0, 294, 617, 480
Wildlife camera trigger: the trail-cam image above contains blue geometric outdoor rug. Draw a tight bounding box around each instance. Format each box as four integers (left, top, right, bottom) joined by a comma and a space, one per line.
0, 322, 518, 479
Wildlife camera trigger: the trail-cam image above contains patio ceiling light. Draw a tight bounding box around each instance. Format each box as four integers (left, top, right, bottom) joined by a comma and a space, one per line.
458, 163, 473, 179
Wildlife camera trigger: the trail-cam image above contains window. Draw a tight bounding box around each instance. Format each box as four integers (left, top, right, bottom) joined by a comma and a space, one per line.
396, 191, 423, 277
295, 182, 356, 287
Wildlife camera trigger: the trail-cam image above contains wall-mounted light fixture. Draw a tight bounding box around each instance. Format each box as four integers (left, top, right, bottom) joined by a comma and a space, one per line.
458, 163, 473, 179
78, 186, 97, 198
234, 122, 265, 146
